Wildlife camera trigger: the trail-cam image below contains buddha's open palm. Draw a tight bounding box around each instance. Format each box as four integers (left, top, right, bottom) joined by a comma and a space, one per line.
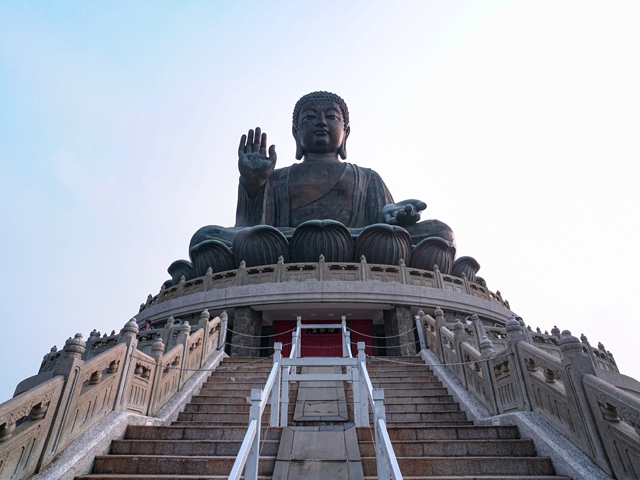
383, 199, 427, 227
238, 127, 277, 185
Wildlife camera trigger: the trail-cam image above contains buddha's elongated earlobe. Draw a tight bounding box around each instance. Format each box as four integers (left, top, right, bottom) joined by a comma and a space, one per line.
338, 125, 350, 160
293, 126, 304, 160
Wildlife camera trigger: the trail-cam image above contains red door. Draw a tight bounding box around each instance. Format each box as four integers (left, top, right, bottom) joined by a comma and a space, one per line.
273, 320, 372, 357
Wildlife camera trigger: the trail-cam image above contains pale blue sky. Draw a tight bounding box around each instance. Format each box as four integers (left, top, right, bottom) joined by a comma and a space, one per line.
1, 1, 639, 401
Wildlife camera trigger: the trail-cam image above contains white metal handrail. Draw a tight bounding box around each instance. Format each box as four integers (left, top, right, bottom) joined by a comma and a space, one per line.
228, 342, 282, 480
357, 342, 403, 480
228, 335, 403, 479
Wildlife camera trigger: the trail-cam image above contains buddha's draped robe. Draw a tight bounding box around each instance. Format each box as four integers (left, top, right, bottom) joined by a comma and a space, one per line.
235, 163, 394, 229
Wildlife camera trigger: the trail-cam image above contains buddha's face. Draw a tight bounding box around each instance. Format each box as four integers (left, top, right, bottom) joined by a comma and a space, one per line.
296, 101, 348, 156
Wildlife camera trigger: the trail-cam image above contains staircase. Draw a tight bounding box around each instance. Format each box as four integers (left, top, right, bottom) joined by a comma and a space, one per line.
76, 357, 293, 479
357, 357, 570, 479
76, 356, 572, 479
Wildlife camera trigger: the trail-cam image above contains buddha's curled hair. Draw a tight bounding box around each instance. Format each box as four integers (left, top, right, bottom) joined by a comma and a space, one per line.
292, 91, 349, 131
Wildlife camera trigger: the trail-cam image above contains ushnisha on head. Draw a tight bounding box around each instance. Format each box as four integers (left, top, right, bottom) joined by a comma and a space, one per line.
292, 91, 351, 160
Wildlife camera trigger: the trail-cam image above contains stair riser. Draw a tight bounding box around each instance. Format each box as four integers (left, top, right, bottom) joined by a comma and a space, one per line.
384, 403, 460, 413
178, 412, 272, 422
92, 456, 275, 475
359, 440, 536, 457
111, 440, 279, 456
380, 412, 468, 422
382, 388, 449, 396
125, 426, 282, 441
361, 457, 555, 476
356, 426, 520, 441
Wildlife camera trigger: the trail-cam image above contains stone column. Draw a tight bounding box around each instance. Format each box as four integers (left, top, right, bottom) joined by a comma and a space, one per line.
383, 305, 416, 357
230, 307, 263, 357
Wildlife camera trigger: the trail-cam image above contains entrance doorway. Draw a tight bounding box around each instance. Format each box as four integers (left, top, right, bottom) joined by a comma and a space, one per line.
273, 320, 373, 357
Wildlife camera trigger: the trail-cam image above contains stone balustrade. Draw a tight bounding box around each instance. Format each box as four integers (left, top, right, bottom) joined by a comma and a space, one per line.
418, 309, 639, 479
139, 256, 509, 312
0, 312, 223, 480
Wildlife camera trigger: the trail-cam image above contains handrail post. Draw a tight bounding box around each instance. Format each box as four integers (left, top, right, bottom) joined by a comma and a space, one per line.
415, 313, 426, 352
373, 388, 390, 480
352, 360, 361, 426
245, 389, 262, 480
280, 363, 289, 427
296, 317, 302, 359
270, 343, 282, 426
342, 316, 347, 357
358, 342, 369, 427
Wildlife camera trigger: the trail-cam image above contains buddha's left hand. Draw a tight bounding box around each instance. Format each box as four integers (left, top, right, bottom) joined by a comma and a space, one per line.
382, 199, 427, 227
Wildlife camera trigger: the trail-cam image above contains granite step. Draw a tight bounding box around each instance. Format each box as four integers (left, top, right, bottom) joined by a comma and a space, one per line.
364, 476, 570, 480
357, 425, 521, 442
110, 438, 280, 456
90, 455, 276, 476
358, 438, 537, 457
125, 425, 282, 442
361, 456, 556, 477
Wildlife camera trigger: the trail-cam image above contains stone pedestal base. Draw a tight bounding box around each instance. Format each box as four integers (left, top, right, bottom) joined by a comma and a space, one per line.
383, 305, 416, 356
230, 307, 262, 357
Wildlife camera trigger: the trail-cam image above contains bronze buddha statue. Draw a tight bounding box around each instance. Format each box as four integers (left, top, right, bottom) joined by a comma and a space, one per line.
167, 92, 470, 286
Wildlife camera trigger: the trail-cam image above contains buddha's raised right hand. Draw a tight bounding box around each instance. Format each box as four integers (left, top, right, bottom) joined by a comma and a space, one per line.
238, 127, 277, 199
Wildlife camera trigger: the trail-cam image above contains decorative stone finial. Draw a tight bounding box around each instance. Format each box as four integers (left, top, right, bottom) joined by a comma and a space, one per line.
319, 254, 325, 262
559, 330, 583, 356
199, 309, 210, 322
120, 318, 139, 337
180, 321, 191, 334
239, 260, 246, 268
399, 258, 405, 267
151, 338, 165, 355
206, 267, 213, 275
479, 335, 495, 354
452, 319, 464, 332
89, 329, 100, 338
277, 256, 284, 264
63, 333, 86, 357
505, 316, 521, 334
598, 342, 606, 352
551, 325, 561, 338
580, 333, 589, 344
434, 307, 444, 319
50, 345, 57, 353
221, 310, 228, 321
433, 264, 440, 272
360, 255, 366, 262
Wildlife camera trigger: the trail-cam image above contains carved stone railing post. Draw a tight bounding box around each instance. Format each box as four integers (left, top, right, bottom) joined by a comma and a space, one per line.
434, 264, 444, 289
559, 330, 612, 475
114, 319, 140, 411
360, 255, 368, 281
415, 311, 427, 351
399, 259, 408, 284
452, 320, 468, 388
461, 272, 471, 294
177, 321, 191, 388
433, 306, 446, 360
84, 329, 100, 360
276, 256, 285, 282
505, 316, 531, 411
218, 311, 228, 351
198, 309, 210, 363
203, 267, 213, 291
146, 338, 165, 416
319, 254, 325, 281
237, 260, 246, 286
479, 335, 499, 415
161, 316, 175, 350
39, 333, 87, 467
176, 276, 186, 297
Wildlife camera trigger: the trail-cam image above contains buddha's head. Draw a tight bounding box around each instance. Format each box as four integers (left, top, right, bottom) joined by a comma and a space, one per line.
292, 91, 350, 160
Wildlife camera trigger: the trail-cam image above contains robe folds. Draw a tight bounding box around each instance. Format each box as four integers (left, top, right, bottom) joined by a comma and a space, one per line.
235, 163, 394, 229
